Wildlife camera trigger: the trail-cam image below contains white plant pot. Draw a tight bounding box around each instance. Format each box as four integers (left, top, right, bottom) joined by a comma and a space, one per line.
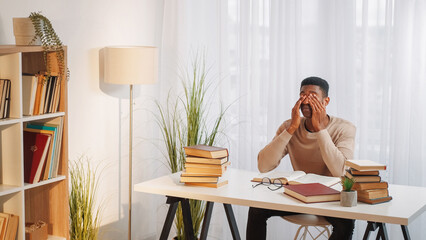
340, 190, 357, 207
13, 18, 41, 45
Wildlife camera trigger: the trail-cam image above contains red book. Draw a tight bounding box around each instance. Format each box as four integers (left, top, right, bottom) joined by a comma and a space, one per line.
284, 183, 340, 203
23, 131, 51, 184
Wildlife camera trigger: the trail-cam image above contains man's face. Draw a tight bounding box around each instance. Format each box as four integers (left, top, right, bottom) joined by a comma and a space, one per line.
299, 85, 327, 118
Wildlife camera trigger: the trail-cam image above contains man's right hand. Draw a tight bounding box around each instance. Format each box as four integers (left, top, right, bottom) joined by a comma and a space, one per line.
287, 95, 306, 135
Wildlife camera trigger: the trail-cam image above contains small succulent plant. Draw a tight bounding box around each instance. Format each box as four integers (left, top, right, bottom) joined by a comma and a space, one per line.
341, 176, 356, 192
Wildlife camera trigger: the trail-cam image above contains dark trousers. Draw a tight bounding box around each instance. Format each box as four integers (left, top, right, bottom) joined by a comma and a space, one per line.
247, 207, 355, 240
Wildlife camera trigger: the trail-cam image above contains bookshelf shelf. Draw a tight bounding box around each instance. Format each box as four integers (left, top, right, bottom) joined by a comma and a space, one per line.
22, 112, 65, 123
0, 118, 21, 126
23, 175, 66, 190
0, 185, 21, 197
0, 45, 69, 240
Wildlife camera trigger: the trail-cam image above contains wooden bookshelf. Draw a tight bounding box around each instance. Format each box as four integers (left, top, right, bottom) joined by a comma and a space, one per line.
0, 45, 69, 240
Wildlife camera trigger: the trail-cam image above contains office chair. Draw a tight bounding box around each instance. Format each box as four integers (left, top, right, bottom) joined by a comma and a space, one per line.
282, 214, 331, 240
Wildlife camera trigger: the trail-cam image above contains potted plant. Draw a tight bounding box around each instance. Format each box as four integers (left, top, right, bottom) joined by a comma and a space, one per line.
13, 12, 67, 79
155, 52, 227, 239
340, 176, 357, 207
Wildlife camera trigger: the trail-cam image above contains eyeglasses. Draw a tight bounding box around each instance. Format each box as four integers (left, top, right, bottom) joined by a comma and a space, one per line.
252, 177, 284, 191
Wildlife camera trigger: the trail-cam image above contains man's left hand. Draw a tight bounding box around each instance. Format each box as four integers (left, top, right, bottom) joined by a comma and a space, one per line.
309, 94, 328, 132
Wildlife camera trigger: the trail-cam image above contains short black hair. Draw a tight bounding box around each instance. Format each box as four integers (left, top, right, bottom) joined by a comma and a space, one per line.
300, 76, 329, 97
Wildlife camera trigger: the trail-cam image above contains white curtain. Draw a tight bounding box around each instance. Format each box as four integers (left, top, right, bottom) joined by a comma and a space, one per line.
158, 0, 426, 239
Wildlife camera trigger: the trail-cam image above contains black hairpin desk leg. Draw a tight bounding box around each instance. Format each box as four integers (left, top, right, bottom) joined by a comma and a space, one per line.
363, 221, 411, 240
160, 196, 195, 240
224, 203, 241, 240
200, 201, 214, 240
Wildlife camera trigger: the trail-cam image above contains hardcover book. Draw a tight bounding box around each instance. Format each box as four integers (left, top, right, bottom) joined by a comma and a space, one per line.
345, 159, 386, 171
349, 168, 380, 176
180, 176, 219, 183
23, 131, 51, 184
352, 182, 388, 191
183, 145, 228, 159
358, 196, 393, 205
184, 160, 230, 170
185, 179, 229, 188
284, 183, 340, 203
345, 171, 381, 183
357, 188, 389, 199
185, 156, 228, 165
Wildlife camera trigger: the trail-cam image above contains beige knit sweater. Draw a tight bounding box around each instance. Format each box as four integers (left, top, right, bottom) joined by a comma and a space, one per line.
258, 116, 356, 177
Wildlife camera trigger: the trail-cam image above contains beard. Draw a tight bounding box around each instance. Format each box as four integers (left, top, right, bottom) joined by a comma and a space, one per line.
300, 104, 312, 118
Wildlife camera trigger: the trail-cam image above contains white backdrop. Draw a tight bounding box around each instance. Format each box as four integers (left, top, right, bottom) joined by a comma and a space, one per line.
160, 0, 426, 239
1, 0, 426, 239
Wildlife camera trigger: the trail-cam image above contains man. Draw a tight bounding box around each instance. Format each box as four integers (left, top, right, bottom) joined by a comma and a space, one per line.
247, 77, 356, 240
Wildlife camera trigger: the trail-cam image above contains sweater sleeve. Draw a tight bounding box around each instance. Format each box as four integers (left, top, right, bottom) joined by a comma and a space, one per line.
257, 121, 292, 173
316, 123, 356, 177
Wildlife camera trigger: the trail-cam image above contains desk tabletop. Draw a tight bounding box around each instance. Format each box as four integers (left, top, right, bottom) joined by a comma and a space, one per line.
134, 168, 426, 225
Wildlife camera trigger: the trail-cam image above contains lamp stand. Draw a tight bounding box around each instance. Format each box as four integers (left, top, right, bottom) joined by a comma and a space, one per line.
129, 84, 133, 240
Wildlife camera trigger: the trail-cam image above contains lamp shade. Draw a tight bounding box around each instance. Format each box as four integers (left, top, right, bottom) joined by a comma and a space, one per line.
104, 46, 158, 85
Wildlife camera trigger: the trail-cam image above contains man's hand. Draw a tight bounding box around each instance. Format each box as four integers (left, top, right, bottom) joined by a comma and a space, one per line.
309, 94, 328, 132
288, 95, 306, 134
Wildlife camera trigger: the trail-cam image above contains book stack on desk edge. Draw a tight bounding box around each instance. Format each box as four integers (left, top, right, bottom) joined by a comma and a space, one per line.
345, 159, 392, 204
180, 145, 229, 188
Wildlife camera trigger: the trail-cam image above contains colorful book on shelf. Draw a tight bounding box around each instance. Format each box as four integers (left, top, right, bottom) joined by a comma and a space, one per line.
358, 196, 393, 205
0, 80, 4, 117
345, 170, 381, 183
183, 145, 228, 159
39, 117, 64, 178
345, 159, 386, 171
357, 189, 389, 199
23, 131, 52, 184
4, 214, 18, 240
32, 74, 44, 115
252, 171, 340, 187
185, 179, 229, 188
0, 79, 11, 119
185, 156, 228, 165
2, 79, 11, 119
349, 168, 380, 176
352, 182, 388, 191
0, 212, 10, 240
22, 75, 38, 116
0, 212, 9, 240
38, 77, 47, 115
44, 76, 57, 114
51, 76, 61, 113
24, 128, 55, 182
284, 183, 340, 203
25, 121, 60, 180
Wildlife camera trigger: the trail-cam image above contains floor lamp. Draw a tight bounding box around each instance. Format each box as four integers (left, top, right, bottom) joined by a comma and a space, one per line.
104, 46, 158, 240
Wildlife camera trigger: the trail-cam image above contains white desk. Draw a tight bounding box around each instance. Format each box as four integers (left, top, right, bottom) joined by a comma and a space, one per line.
134, 168, 426, 239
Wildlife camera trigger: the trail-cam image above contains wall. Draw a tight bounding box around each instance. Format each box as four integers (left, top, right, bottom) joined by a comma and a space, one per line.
0, 1, 166, 239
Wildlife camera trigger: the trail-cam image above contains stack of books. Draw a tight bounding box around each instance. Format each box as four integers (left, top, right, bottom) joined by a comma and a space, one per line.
23, 117, 64, 184
22, 74, 61, 116
0, 79, 11, 119
180, 145, 230, 188
345, 159, 392, 204
0, 212, 19, 240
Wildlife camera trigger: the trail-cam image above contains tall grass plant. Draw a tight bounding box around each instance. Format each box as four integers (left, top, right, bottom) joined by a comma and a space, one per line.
69, 156, 103, 240
155, 52, 227, 239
